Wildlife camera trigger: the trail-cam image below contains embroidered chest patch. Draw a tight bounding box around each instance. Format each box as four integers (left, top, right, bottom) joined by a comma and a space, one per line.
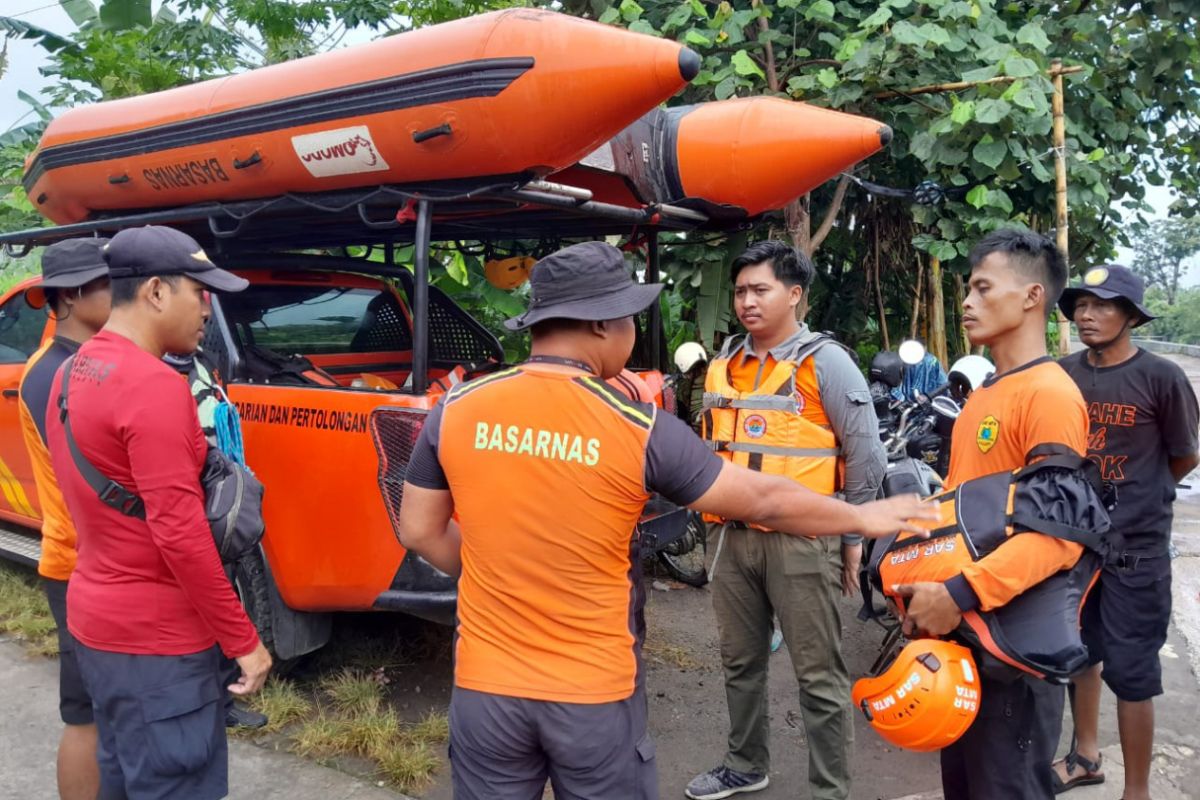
976, 415, 1000, 454
743, 414, 768, 439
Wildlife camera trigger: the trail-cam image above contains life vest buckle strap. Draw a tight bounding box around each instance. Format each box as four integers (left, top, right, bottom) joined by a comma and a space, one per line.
726, 395, 799, 412
724, 443, 840, 458
702, 392, 732, 409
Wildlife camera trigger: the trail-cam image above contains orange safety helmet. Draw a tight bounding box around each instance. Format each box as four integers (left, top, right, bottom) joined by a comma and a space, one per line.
851, 639, 980, 752
484, 256, 535, 290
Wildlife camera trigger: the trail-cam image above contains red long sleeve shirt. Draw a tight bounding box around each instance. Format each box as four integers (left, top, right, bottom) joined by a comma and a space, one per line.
46, 331, 258, 659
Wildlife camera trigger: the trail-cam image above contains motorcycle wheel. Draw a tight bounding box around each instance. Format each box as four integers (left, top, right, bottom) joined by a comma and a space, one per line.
655, 511, 708, 587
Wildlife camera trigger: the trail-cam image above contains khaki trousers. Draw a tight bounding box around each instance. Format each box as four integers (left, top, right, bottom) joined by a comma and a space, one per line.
706, 522, 852, 800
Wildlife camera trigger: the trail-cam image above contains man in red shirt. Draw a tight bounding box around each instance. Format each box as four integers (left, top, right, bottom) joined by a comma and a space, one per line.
19, 237, 111, 800
46, 225, 271, 800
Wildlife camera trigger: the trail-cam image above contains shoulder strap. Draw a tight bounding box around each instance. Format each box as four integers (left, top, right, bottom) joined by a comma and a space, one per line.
715, 333, 749, 361
776, 330, 835, 366
1009, 512, 1106, 548
1015, 448, 1105, 495
1024, 442, 1079, 463
58, 356, 146, 520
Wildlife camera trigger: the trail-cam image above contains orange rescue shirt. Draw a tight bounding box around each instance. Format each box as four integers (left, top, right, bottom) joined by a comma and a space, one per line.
946, 357, 1089, 611
18, 338, 79, 581
407, 364, 722, 703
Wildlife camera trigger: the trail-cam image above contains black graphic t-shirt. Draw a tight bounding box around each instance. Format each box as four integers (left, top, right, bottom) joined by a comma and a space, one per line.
1061, 349, 1200, 550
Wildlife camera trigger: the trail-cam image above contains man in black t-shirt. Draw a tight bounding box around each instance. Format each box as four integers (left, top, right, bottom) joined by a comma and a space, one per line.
1053, 264, 1200, 800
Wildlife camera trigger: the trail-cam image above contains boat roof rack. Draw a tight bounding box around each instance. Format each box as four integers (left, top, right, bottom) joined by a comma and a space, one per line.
0, 174, 727, 258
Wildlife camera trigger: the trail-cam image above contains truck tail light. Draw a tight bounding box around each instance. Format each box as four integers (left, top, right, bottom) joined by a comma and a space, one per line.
369, 407, 427, 541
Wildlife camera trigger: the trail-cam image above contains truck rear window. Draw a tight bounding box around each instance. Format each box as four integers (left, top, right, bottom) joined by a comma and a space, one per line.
221, 285, 412, 356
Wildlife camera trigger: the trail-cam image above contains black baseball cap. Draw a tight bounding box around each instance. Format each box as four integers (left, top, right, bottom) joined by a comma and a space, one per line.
103, 226, 248, 292
25, 237, 110, 309
504, 241, 662, 331
1058, 264, 1156, 328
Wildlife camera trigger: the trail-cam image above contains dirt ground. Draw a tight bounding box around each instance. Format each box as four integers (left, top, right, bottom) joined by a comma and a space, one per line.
314, 550, 1200, 800
402, 571, 947, 800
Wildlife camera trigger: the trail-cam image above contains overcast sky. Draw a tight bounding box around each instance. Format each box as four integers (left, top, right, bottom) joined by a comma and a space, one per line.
2, 1, 1189, 281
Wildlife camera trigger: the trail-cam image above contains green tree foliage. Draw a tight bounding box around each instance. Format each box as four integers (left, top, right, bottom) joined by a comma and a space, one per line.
552, 0, 1200, 355
1131, 216, 1200, 306
1141, 287, 1200, 344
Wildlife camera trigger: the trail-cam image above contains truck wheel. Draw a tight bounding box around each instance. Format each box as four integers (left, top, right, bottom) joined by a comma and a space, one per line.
232, 546, 276, 655
656, 512, 708, 587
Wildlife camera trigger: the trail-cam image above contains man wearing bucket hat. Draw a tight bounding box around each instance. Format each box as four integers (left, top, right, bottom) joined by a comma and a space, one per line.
397, 240, 935, 800
44, 225, 271, 800
1051, 265, 1199, 800
17, 237, 111, 800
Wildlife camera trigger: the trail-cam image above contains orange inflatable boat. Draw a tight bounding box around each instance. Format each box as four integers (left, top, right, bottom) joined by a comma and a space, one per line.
23, 9, 699, 225
556, 97, 891, 218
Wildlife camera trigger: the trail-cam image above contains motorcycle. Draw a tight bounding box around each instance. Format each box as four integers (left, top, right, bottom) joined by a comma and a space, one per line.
628, 349, 711, 588
860, 342, 995, 672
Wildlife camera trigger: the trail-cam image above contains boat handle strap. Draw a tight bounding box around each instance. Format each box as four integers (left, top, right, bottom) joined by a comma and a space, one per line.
412, 123, 453, 144
233, 151, 263, 170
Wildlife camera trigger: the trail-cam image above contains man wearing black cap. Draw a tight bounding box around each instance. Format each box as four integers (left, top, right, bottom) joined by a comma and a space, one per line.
397, 240, 935, 800
44, 225, 271, 800
18, 237, 111, 800
1052, 265, 1199, 800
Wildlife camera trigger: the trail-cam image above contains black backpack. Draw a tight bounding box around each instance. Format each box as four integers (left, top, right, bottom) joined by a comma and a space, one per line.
57, 355, 265, 563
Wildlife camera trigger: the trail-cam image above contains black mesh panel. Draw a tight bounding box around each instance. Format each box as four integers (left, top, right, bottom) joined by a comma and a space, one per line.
352, 294, 414, 353
427, 293, 501, 363
370, 407, 428, 542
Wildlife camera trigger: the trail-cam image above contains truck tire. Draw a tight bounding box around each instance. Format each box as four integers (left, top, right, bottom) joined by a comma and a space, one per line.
231, 544, 331, 670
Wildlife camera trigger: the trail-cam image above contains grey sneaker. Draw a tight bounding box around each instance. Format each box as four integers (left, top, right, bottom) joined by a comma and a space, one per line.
685, 766, 769, 800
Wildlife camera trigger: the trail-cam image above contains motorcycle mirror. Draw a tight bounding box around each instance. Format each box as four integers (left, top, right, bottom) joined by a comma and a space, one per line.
931, 395, 961, 419
897, 339, 926, 366
673, 341, 708, 373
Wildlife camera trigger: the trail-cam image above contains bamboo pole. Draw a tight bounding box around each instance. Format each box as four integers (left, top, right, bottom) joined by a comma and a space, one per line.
910, 253, 924, 340
874, 65, 1083, 100
929, 256, 948, 366
953, 273, 970, 358
874, 225, 890, 351
1052, 57, 1071, 356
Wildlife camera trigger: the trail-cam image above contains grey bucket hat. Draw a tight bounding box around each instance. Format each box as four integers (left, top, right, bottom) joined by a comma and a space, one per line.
1058, 264, 1156, 328
25, 237, 111, 309
504, 241, 663, 331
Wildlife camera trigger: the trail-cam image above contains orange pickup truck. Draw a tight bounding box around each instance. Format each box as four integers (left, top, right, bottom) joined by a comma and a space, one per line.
0, 251, 699, 660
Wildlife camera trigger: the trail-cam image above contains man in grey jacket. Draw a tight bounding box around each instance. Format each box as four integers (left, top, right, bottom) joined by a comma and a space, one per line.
688, 241, 886, 800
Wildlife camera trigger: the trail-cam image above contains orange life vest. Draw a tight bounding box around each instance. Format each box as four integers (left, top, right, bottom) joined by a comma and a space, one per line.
700, 333, 842, 525
871, 452, 1112, 682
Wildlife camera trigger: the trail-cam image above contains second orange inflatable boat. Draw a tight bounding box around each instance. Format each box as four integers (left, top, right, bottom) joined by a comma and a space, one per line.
558, 97, 892, 218
23, 9, 699, 225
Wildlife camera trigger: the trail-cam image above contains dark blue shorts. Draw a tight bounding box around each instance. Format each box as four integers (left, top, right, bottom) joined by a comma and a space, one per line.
1082, 552, 1172, 702
940, 673, 1065, 800
42, 579, 94, 726
74, 643, 227, 800
449, 685, 657, 800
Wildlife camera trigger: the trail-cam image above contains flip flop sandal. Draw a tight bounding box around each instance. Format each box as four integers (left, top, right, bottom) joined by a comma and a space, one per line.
1050, 749, 1104, 794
